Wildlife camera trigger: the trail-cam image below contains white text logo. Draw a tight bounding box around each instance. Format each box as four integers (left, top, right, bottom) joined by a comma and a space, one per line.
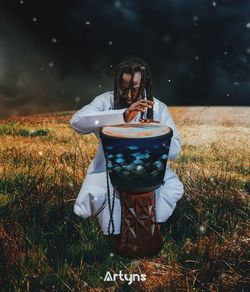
103, 270, 147, 285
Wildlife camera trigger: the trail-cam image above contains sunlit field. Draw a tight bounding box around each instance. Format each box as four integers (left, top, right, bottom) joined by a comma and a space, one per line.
0, 107, 249, 290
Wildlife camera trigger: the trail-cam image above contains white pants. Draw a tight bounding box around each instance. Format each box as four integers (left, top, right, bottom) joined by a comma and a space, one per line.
74, 168, 184, 235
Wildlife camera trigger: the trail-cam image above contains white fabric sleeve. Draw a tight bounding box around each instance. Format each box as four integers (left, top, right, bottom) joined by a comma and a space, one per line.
157, 101, 181, 160
69, 93, 126, 135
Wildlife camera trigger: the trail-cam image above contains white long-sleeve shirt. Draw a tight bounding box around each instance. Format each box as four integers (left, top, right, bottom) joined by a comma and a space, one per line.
70, 91, 181, 176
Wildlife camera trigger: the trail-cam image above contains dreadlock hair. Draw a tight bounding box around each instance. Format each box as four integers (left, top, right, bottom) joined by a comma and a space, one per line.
113, 56, 154, 120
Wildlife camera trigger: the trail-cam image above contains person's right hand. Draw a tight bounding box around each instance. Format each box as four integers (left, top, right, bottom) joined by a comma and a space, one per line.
123, 100, 154, 122
139, 119, 160, 123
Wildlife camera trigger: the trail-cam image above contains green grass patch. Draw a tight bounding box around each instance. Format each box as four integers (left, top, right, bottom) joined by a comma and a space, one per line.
0, 123, 50, 137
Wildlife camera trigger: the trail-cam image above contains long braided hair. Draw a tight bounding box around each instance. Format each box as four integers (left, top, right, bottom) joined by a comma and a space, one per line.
113, 56, 154, 120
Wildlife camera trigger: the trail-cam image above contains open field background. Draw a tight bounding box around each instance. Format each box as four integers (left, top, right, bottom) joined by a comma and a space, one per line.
0, 106, 249, 291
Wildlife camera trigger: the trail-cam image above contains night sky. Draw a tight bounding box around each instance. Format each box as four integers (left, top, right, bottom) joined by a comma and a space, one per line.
0, 0, 249, 118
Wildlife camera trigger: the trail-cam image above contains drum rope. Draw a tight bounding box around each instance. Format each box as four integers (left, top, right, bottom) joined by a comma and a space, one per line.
106, 166, 115, 235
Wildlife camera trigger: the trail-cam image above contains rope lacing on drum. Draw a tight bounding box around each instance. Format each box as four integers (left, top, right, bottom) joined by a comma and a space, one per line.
106, 165, 115, 235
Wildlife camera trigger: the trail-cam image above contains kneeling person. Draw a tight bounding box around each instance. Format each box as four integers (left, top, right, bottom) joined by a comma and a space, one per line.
70, 57, 184, 235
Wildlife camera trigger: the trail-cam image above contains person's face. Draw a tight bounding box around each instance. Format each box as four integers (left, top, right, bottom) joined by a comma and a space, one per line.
119, 71, 142, 106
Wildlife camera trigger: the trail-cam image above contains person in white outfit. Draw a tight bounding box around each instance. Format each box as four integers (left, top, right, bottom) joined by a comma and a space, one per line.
70, 57, 184, 235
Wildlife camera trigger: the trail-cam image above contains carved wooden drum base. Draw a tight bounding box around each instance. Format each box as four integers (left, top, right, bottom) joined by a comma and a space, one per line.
115, 191, 163, 257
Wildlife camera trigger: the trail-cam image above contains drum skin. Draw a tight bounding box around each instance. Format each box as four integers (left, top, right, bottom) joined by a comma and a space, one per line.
100, 123, 173, 192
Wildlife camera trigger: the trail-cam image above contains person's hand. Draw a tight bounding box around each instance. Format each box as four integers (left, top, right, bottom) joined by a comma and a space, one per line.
123, 100, 154, 122
139, 119, 160, 123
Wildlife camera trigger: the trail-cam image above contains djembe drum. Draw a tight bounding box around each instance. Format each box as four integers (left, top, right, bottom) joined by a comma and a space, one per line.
100, 123, 173, 257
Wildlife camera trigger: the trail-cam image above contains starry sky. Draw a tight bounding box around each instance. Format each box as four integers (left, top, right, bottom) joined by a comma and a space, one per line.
0, 0, 249, 118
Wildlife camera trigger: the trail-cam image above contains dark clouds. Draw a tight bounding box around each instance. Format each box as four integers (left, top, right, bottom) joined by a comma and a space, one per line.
0, 0, 249, 118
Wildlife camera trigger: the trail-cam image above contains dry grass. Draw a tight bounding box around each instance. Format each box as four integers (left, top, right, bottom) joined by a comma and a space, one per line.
0, 106, 249, 290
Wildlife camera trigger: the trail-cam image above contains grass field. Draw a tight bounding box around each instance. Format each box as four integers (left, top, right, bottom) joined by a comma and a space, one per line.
0, 107, 249, 291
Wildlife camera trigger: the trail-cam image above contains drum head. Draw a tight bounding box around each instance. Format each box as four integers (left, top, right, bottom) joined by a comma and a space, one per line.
101, 123, 171, 139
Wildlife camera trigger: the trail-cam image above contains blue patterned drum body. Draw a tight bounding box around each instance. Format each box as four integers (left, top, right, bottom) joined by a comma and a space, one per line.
100, 123, 173, 192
